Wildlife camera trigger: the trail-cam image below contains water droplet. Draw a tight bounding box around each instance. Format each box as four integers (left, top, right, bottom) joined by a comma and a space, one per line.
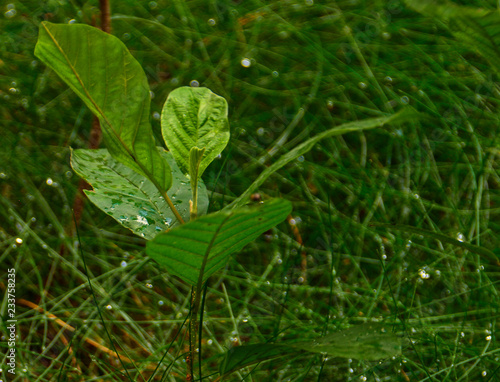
190, 80, 199, 87
153, 111, 160, 120
305, 0, 314, 5
106, 304, 112, 310
149, 91, 155, 99
400, 96, 409, 104
15, 237, 23, 244
4, 9, 17, 18
272, 71, 279, 77
418, 269, 430, 279
358, 82, 367, 89
297, 155, 305, 162
482, 371, 488, 377
149, 1, 158, 9
456, 232, 465, 242
208, 18, 216, 26
486, 335, 492, 341
68, 19, 76, 24
9, 87, 18, 94
46, 178, 53, 186
146, 283, 153, 289
158, 300, 164, 306
207, 339, 213, 345
120, 261, 127, 268
241, 58, 251, 67
382, 32, 391, 40
413, 193, 420, 199
0, 173, 6, 179
257, 127, 265, 135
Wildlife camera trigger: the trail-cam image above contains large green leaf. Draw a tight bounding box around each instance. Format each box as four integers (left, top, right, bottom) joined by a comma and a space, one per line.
291, 323, 402, 361
219, 344, 299, 377
35, 22, 172, 192
225, 109, 417, 210
70, 148, 208, 240
161, 87, 229, 176
219, 324, 401, 377
146, 199, 292, 285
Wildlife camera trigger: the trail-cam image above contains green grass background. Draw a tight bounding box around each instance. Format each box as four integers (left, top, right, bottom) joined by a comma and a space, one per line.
1, 0, 499, 380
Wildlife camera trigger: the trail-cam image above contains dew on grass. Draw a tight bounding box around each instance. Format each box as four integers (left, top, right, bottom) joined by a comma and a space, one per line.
0, 173, 6, 179
257, 127, 265, 135
106, 305, 112, 310
208, 18, 216, 26
153, 111, 160, 120
482, 371, 488, 377
146, 283, 153, 289
418, 269, 430, 279
413, 193, 420, 199
456, 232, 465, 242
4, 9, 17, 18
241, 58, 251, 67
382, 32, 391, 40
207, 339, 213, 345
297, 155, 305, 162
68, 19, 76, 24
358, 82, 367, 89
46, 178, 53, 186
149, 1, 157, 9
486, 335, 492, 341
272, 71, 279, 77
9, 87, 18, 94
158, 300, 164, 306
384, 76, 393, 83
400, 96, 409, 104
190, 80, 199, 87
120, 261, 127, 268
149, 91, 155, 99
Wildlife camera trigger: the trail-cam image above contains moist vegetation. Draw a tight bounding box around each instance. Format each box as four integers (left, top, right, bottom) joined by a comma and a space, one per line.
1, 0, 499, 381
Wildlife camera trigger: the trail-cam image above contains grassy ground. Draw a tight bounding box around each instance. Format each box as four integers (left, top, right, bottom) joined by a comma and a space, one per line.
1, 0, 499, 381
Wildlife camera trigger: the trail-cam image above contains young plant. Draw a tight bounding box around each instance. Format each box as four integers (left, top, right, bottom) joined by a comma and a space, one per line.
35, 21, 410, 380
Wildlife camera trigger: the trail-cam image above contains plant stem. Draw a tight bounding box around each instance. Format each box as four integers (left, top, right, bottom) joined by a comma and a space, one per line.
164, 192, 185, 225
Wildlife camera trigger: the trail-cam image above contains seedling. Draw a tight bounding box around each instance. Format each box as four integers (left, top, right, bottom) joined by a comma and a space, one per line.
35, 21, 407, 380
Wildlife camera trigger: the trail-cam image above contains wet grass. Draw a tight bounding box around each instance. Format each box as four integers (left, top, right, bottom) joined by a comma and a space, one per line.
1, 0, 499, 381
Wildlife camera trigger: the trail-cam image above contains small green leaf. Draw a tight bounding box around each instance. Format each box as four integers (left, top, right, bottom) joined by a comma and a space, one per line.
35, 22, 172, 192
219, 344, 299, 377
161, 86, 229, 176
70, 148, 208, 240
146, 199, 292, 284
292, 324, 402, 361
226, 109, 417, 210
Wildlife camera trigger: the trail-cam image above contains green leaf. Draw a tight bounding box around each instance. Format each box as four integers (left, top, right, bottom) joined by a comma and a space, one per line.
146, 198, 292, 285
219, 344, 299, 377
70, 148, 208, 240
161, 86, 229, 176
225, 109, 417, 210
291, 323, 402, 361
372, 223, 497, 262
35, 22, 172, 192
219, 324, 401, 377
